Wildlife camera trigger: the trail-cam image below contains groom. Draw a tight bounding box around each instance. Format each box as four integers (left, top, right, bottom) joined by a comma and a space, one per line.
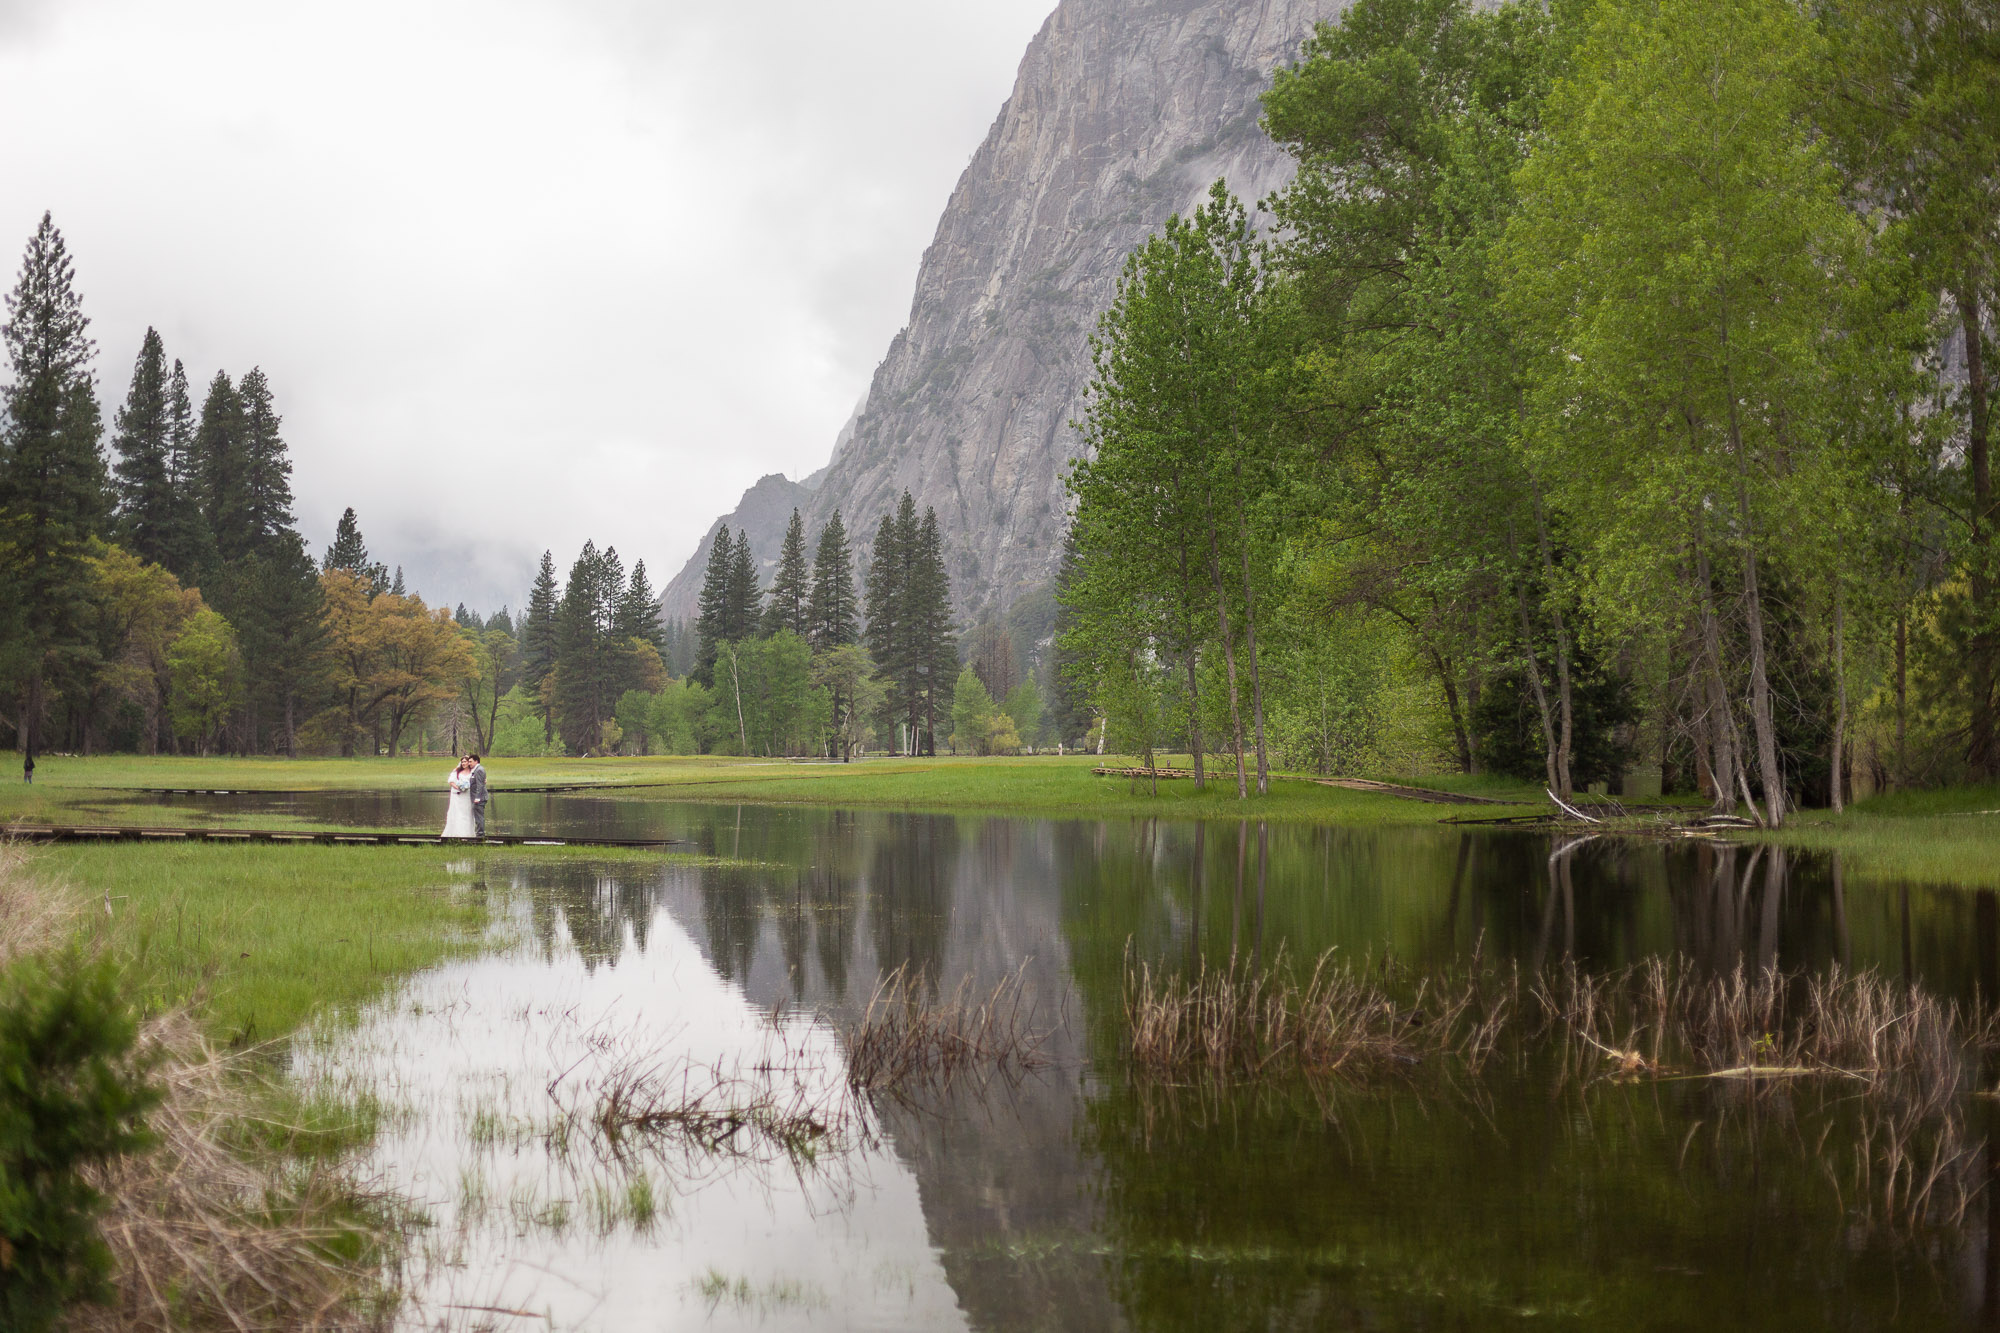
468, 754, 489, 836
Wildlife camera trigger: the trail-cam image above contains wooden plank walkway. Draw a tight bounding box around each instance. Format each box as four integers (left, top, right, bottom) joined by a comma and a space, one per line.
3, 824, 682, 850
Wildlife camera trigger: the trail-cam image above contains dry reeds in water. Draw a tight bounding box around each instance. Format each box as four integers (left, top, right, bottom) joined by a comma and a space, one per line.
843, 962, 1049, 1094
1122, 946, 1508, 1081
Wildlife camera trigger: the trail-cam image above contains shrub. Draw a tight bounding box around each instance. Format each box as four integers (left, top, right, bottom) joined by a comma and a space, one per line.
0, 951, 158, 1332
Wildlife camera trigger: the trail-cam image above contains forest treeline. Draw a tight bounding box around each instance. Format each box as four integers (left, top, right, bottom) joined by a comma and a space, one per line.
0, 214, 1066, 760
1060, 0, 1998, 821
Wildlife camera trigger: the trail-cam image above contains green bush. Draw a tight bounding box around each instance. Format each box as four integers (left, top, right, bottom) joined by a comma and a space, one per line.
0, 951, 159, 1332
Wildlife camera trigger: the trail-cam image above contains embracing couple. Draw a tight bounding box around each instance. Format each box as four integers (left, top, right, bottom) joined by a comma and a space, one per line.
442, 754, 489, 839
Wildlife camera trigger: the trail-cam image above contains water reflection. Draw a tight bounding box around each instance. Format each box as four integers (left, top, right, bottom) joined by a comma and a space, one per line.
173, 793, 2000, 1330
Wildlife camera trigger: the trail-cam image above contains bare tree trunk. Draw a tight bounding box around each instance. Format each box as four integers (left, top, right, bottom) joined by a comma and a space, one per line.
1183, 645, 1205, 792
1735, 489, 1786, 826
1963, 289, 1997, 778
1230, 476, 1269, 796
1831, 587, 1847, 812
1895, 613, 1908, 783
1202, 504, 1249, 800
1527, 494, 1576, 795
1516, 589, 1564, 798
1423, 647, 1472, 774
1695, 543, 1741, 815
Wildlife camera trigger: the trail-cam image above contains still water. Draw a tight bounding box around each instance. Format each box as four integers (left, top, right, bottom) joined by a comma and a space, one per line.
147, 791, 2000, 1328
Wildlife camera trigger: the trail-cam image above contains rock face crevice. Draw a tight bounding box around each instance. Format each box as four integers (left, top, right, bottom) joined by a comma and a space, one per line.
663, 0, 1331, 625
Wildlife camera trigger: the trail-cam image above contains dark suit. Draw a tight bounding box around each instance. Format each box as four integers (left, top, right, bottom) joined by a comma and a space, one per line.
469, 764, 489, 836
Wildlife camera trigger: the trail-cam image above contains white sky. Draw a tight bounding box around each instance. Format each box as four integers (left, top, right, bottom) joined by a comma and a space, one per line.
0, 0, 1056, 614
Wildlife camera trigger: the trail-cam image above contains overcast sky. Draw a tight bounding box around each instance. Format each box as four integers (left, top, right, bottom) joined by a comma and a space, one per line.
0, 0, 1056, 613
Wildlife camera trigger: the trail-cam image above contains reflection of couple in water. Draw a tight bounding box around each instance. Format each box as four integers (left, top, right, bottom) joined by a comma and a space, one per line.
442, 754, 489, 839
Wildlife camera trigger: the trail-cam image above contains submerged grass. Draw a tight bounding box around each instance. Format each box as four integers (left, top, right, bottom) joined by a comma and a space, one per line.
843, 963, 1052, 1094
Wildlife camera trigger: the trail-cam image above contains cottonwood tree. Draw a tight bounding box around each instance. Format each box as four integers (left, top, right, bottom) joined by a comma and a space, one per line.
1503, 0, 1892, 823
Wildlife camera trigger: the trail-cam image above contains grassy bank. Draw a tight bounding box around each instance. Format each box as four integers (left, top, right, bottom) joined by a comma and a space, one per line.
1756, 783, 2000, 891
5, 751, 1554, 826
46, 842, 490, 1045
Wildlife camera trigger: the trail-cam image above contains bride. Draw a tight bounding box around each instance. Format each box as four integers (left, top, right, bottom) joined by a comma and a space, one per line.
442, 757, 479, 839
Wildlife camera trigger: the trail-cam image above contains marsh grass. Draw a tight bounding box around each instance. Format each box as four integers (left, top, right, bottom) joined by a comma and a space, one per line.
843, 962, 1052, 1095
1122, 947, 1509, 1081
41, 841, 490, 1043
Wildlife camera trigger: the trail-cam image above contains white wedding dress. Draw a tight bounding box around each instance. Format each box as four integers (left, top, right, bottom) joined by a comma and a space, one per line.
441, 771, 478, 838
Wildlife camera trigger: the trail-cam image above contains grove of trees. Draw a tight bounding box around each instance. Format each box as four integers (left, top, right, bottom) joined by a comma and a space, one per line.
1061, 0, 2000, 823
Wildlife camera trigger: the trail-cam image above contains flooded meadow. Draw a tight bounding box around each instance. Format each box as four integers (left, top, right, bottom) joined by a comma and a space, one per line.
141, 791, 2000, 1330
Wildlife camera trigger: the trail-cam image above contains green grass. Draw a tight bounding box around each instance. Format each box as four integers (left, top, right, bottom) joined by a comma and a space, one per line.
1755, 783, 2000, 890
7, 751, 1552, 826
39, 842, 494, 1045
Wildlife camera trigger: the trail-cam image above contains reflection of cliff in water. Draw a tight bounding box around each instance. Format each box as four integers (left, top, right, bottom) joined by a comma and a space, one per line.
655, 809, 1120, 1333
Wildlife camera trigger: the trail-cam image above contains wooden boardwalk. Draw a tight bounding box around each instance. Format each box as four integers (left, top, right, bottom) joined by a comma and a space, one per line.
3, 824, 682, 850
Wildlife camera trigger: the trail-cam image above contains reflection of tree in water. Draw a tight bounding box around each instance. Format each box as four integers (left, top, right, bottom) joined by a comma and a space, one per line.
697, 865, 768, 986
866, 814, 959, 991
527, 863, 660, 971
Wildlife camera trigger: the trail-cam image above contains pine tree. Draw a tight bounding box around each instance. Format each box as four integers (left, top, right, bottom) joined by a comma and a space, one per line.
390, 566, 406, 596
521, 550, 561, 742
905, 506, 958, 755
553, 541, 628, 753
324, 507, 370, 572
764, 509, 811, 638
619, 558, 665, 651
725, 528, 760, 641
0, 212, 108, 767
235, 366, 295, 557
807, 509, 858, 651
692, 527, 733, 687
192, 370, 246, 563
111, 328, 176, 567
864, 495, 918, 749
160, 358, 210, 581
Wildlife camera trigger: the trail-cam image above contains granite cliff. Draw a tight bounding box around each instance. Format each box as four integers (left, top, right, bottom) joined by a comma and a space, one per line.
661, 0, 1332, 626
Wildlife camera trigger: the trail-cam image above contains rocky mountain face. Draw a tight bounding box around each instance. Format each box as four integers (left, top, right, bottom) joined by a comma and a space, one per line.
662, 0, 1333, 627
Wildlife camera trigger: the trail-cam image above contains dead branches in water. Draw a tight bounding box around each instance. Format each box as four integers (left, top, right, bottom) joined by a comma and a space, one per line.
1122, 947, 1509, 1082
842, 963, 1050, 1094
1533, 958, 1988, 1100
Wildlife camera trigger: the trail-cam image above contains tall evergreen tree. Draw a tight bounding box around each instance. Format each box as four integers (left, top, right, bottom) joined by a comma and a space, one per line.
807, 509, 858, 651
725, 528, 760, 641
390, 566, 406, 597
553, 540, 630, 753
160, 358, 209, 581
619, 558, 665, 652
324, 507, 370, 572
110, 328, 176, 567
235, 366, 295, 557
692, 528, 734, 687
905, 506, 958, 755
764, 509, 812, 638
521, 550, 561, 743
0, 212, 107, 768
864, 501, 910, 747
192, 371, 246, 563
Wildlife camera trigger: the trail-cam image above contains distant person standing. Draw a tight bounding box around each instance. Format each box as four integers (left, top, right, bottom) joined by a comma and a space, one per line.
469, 754, 489, 837
21, 749, 32, 784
